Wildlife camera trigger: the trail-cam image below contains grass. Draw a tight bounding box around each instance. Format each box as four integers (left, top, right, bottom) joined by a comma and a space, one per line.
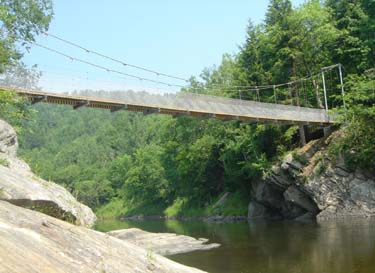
313, 154, 327, 176
291, 151, 309, 166
164, 197, 209, 218
212, 191, 249, 216
96, 198, 166, 219
97, 191, 250, 219
164, 191, 249, 218
96, 198, 128, 219
0, 158, 9, 167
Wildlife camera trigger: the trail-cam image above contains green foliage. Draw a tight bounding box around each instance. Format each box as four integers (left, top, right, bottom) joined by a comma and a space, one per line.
164, 197, 190, 217
313, 155, 327, 176
96, 199, 125, 219
0, 90, 32, 129
121, 144, 168, 205
164, 191, 249, 217
0, 0, 50, 129
326, 0, 375, 72
17, 0, 375, 219
0, 0, 53, 71
73, 180, 114, 210
214, 191, 249, 216
330, 74, 375, 171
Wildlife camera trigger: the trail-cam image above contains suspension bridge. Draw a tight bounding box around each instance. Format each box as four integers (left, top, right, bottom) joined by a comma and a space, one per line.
0, 33, 345, 127
0, 85, 333, 125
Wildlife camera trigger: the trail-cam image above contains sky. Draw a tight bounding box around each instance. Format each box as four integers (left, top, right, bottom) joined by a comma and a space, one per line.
21, 0, 305, 93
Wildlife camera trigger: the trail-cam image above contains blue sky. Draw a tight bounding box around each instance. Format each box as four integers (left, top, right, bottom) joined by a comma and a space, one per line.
22, 0, 305, 93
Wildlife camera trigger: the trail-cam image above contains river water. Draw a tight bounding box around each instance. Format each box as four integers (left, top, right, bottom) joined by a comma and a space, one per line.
95, 218, 375, 273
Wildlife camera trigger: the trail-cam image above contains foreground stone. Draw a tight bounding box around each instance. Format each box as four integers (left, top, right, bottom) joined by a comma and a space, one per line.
108, 228, 220, 255
0, 201, 205, 273
249, 130, 375, 221
0, 120, 96, 227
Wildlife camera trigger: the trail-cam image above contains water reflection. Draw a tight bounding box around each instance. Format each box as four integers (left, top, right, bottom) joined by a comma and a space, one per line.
96, 218, 375, 273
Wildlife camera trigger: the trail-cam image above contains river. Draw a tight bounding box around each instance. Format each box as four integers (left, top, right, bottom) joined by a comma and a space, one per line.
95, 218, 375, 273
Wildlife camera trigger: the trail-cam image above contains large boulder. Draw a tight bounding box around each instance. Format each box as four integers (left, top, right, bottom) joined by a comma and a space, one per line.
283, 185, 319, 213
0, 201, 204, 273
253, 181, 284, 210
108, 228, 220, 256
0, 120, 96, 227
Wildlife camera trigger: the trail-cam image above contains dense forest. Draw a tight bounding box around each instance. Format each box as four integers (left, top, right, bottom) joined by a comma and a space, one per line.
1, 0, 375, 218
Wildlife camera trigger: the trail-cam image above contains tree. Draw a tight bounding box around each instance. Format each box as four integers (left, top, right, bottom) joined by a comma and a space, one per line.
108, 154, 132, 191
0, 0, 53, 71
265, 0, 292, 27
0, 62, 41, 89
238, 21, 272, 87
286, 0, 339, 107
0, 90, 28, 125
325, 0, 373, 72
265, 0, 294, 82
331, 74, 375, 171
73, 180, 114, 209
0, 0, 52, 127
121, 144, 168, 205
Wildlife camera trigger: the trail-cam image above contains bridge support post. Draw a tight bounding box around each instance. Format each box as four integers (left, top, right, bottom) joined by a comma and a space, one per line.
31, 95, 47, 104
321, 71, 329, 112
299, 125, 306, 146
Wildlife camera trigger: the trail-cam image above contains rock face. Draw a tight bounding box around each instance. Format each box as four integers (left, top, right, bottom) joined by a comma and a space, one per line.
248, 201, 276, 219
249, 130, 375, 221
0, 120, 96, 227
0, 119, 18, 157
0, 200, 205, 273
108, 228, 220, 256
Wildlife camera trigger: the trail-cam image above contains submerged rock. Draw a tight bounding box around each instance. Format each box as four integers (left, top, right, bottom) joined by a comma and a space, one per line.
108, 228, 220, 256
0, 201, 204, 273
0, 120, 96, 227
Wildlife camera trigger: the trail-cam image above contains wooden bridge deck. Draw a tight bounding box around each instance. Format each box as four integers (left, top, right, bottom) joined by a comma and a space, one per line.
0, 86, 334, 125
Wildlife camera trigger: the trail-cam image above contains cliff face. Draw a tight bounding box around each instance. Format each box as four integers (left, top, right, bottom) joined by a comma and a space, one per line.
248, 130, 375, 221
0, 120, 96, 227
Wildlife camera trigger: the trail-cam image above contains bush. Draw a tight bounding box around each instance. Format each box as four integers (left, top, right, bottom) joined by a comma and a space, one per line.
330, 75, 375, 172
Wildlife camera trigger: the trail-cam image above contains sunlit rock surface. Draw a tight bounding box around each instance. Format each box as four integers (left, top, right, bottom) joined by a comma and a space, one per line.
108, 228, 220, 255
0, 201, 205, 273
0, 119, 96, 227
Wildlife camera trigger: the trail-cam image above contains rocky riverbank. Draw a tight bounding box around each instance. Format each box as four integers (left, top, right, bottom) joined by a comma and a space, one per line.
0, 119, 205, 273
248, 130, 375, 221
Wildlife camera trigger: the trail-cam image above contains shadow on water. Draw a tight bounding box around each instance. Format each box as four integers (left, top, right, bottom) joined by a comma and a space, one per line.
96, 218, 375, 273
